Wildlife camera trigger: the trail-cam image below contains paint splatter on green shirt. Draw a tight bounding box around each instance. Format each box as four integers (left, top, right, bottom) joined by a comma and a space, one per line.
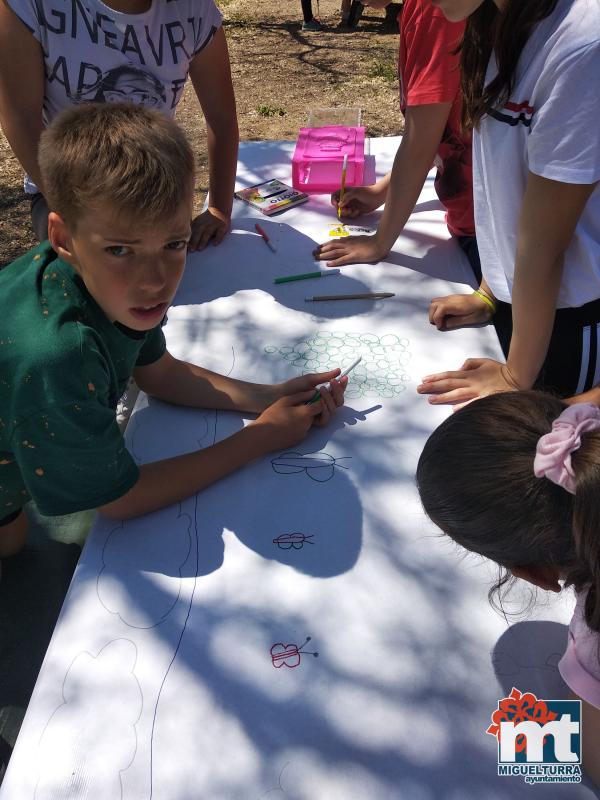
0, 242, 166, 516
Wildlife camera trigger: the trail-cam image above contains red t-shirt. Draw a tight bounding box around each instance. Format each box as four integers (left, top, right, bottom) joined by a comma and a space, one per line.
399, 0, 474, 237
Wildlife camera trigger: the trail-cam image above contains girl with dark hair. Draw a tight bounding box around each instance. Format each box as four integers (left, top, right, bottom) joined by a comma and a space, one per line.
416, 391, 600, 784
417, 0, 600, 405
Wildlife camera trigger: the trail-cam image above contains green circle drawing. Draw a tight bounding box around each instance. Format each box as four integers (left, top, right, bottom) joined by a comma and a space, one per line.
267, 331, 411, 400
380, 334, 399, 346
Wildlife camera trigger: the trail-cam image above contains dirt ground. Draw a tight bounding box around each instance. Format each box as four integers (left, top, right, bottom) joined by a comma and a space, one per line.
0, 0, 402, 268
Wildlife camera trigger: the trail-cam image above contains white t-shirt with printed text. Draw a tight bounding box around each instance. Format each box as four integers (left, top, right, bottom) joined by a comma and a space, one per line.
8, 0, 222, 192
473, 0, 600, 307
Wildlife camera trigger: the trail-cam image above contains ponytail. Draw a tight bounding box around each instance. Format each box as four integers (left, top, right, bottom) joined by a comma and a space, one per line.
417, 392, 600, 633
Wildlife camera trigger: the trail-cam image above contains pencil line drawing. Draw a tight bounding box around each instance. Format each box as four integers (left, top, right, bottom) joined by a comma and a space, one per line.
265, 331, 411, 399
96, 509, 192, 629
149, 493, 199, 799
149, 344, 234, 796
271, 451, 351, 482
34, 639, 143, 800
492, 651, 563, 677
270, 637, 319, 669
258, 761, 290, 799
273, 533, 315, 550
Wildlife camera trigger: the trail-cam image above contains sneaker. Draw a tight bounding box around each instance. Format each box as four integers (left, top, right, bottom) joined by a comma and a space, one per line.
302, 18, 323, 31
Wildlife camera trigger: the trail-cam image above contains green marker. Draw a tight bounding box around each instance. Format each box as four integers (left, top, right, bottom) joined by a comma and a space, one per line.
274, 269, 341, 284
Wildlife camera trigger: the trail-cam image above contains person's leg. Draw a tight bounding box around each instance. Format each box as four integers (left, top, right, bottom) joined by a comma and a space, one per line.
340, 0, 351, 23
30, 193, 50, 242
347, 1, 363, 28
301, 0, 313, 23
301, 0, 323, 29
536, 298, 600, 397
0, 510, 29, 558
488, 296, 600, 397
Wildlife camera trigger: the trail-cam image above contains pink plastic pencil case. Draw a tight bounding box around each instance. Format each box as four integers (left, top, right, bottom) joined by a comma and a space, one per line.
292, 125, 365, 193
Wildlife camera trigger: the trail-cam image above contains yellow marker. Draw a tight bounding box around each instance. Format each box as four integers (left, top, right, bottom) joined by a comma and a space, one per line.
337, 154, 348, 221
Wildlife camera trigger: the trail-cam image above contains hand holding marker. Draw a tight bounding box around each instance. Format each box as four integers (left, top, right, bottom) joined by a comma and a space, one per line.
307, 355, 362, 405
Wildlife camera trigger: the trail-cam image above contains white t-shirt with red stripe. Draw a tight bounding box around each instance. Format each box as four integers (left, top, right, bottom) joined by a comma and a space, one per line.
473, 0, 600, 307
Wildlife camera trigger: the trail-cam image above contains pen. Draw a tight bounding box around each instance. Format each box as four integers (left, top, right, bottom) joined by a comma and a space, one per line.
307, 355, 363, 404
255, 222, 277, 253
337, 154, 348, 221
305, 292, 395, 302
274, 269, 341, 284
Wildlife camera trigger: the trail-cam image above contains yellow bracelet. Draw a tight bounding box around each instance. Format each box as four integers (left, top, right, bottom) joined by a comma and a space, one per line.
472, 289, 496, 314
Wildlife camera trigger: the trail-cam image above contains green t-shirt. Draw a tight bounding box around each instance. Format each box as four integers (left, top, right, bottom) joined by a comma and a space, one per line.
0, 242, 166, 516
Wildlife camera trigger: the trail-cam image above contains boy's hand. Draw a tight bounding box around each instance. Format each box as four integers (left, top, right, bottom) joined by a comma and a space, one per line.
252, 370, 348, 449
189, 207, 230, 251
249, 392, 326, 450
276, 368, 347, 413
331, 185, 385, 219
314, 234, 387, 267
429, 292, 493, 332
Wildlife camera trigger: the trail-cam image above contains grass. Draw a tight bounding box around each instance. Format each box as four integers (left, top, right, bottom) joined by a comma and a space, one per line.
257, 105, 286, 118
369, 59, 397, 82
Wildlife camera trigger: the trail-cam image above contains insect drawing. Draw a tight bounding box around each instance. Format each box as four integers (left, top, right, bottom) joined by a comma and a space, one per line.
271, 451, 351, 482
273, 532, 314, 550
270, 637, 319, 669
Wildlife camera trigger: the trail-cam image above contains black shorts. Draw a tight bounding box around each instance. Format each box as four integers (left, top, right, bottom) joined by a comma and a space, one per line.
457, 235, 482, 286
0, 509, 23, 527
493, 296, 600, 397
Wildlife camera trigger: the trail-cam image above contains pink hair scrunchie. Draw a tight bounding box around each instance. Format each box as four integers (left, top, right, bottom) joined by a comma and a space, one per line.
534, 403, 600, 494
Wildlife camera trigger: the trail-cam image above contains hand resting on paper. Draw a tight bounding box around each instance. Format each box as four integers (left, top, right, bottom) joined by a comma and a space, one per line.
429, 292, 494, 332
188, 207, 230, 251
417, 358, 520, 410
314, 234, 388, 268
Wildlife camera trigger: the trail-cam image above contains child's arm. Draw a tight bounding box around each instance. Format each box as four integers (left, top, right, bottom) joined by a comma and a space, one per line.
133, 351, 342, 414
504, 175, 597, 389
188, 26, 239, 252
565, 385, 600, 407
0, 0, 45, 190
99, 366, 346, 519
428, 277, 496, 332
418, 175, 597, 407
315, 102, 453, 267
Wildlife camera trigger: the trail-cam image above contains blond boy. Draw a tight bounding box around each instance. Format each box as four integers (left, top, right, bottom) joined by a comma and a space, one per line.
0, 103, 346, 556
